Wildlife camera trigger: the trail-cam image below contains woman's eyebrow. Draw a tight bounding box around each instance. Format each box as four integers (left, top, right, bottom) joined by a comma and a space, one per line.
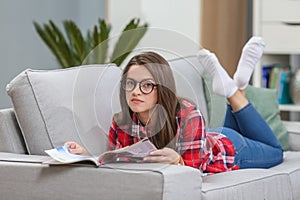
141, 78, 155, 82
126, 77, 156, 82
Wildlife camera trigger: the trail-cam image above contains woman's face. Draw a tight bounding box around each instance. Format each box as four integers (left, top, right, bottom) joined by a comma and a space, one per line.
125, 65, 158, 118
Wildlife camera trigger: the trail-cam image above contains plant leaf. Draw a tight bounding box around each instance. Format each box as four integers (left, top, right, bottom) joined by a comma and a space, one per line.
97, 19, 111, 63
48, 20, 75, 68
34, 18, 148, 68
63, 20, 87, 64
85, 19, 111, 64
111, 18, 148, 66
33, 21, 68, 68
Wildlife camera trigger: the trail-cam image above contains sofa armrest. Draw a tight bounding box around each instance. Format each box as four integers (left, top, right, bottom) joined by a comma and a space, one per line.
0, 152, 48, 163
0, 153, 202, 200
282, 121, 300, 151
0, 108, 27, 154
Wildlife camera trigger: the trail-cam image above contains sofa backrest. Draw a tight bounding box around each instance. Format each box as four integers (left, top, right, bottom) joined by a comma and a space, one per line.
168, 55, 208, 122
6, 56, 208, 155
7, 64, 122, 156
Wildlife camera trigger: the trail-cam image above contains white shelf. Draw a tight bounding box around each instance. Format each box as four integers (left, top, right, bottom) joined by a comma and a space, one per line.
252, 0, 300, 87
253, 0, 300, 121
279, 104, 300, 112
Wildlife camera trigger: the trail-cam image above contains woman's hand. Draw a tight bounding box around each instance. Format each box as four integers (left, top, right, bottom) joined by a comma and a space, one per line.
143, 147, 182, 165
64, 141, 89, 156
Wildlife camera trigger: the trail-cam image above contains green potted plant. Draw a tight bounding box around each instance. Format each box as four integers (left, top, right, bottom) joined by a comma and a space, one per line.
33, 18, 148, 68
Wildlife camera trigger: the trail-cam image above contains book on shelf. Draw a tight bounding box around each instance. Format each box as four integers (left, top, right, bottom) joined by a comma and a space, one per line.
43, 138, 157, 166
261, 64, 293, 104
278, 70, 293, 104
269, 64, 282, 89
261, 65, 274, 88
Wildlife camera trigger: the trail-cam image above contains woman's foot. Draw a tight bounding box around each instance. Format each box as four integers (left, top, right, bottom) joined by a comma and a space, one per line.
233, 36, 265, 89
197, 49, 237, 98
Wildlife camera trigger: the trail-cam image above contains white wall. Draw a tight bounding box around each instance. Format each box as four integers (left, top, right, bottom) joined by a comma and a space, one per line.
107, 0, 201, 60
0, 0, 106, 108
141, 0, 200, 44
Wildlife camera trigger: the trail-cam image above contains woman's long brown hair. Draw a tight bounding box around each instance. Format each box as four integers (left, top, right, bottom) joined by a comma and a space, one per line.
117, 51, 180, 149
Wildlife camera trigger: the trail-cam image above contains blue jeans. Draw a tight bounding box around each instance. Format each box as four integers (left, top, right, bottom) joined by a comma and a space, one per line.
208, 103, 283, 169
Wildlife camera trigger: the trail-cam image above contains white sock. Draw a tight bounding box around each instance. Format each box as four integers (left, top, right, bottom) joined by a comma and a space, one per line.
197, 49, 237, 98
233, 36, 266, 89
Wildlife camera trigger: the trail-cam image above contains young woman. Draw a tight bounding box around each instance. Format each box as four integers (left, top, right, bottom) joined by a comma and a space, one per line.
65, 37, 283, 174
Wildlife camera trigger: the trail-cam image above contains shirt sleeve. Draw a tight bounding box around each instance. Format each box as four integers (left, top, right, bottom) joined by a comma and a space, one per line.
176, 105, 207, 170
107, 118, 137, 151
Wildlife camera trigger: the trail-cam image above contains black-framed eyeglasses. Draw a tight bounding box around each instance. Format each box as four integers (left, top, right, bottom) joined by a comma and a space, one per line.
122, 78, 158, 94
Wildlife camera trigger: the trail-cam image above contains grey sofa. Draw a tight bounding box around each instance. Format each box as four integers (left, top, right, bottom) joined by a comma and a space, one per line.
0, 54, 300, 200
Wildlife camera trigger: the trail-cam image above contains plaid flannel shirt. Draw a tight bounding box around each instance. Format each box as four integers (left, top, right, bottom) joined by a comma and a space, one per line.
108, 99, 238, 174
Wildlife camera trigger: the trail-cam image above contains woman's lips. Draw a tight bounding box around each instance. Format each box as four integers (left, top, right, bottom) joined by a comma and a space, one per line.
131, 98, 143, 104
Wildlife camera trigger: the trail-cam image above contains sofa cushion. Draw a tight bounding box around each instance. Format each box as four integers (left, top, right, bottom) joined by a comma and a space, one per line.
0, 108, 27, 154
0, 161, 202, 200
272, 151, 300, 200
202, 76, 227, 128
6, 64, 122, 155
201, 168, 292, 200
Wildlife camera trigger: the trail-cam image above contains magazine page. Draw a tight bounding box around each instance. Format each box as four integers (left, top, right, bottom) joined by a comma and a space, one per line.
44, 145, 99, 166
99, 138, 157, 164
44, 138, 157, 166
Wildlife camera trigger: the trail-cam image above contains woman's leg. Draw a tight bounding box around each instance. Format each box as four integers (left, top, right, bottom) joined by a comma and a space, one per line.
198, 37, 281, 148
209, 127, 283, 169
198, 41, 283, 168
231, 102, 282, 149
223, 90, 282, 148
223, 104, 240, 132
212, 93, 283, 168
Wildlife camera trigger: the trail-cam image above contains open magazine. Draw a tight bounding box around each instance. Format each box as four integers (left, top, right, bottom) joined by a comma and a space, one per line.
43, 138, 157, 166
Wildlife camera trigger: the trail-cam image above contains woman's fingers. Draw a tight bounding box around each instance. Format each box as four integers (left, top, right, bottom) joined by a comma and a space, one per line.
63, 141, 84, 154
144, 148, 180, 164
